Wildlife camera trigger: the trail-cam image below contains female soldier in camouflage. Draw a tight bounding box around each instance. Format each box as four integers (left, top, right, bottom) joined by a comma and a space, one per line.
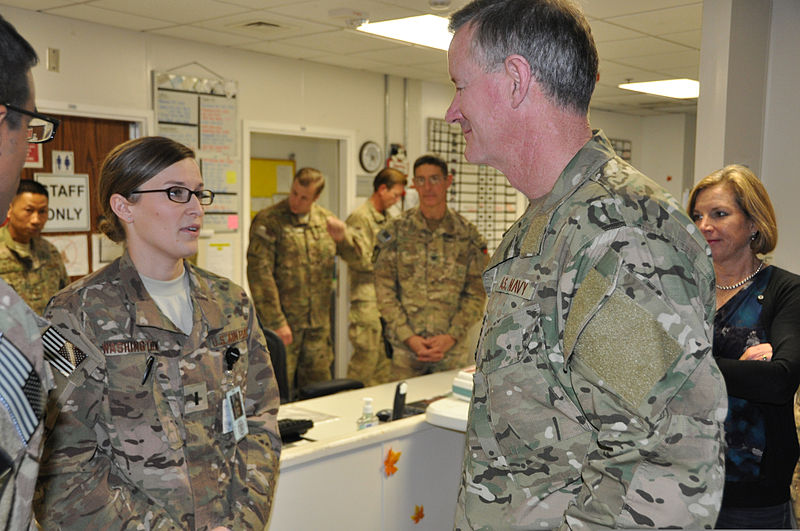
35, 136, 281, 530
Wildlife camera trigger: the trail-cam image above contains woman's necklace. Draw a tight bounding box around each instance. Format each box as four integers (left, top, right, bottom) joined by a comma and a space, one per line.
716, 260, 764, 290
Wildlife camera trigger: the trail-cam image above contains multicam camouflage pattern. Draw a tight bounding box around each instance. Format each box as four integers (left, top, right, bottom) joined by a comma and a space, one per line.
374, 207, 487, 377
0, 225, 69, 315
35, 251, 281, 530
343, 200, 391, 386
455, 131, 727, 530
247, 200, 361, 389
0, 280, 53, 530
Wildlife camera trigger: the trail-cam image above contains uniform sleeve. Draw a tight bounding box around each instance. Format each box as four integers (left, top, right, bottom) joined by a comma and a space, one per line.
715, 271, 800, 405
35, 304, 182, 530
246, 215, 287, 331
374, 225, 416, 343
221, 297, 282, 529
561, 227, 725, 529
343, 213, 374, 273
57, 255, 69, 289
335, 224, 364, 264
447, 228, 488, 341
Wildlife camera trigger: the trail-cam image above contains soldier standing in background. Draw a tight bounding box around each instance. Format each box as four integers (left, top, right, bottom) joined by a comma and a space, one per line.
374, 155, 487, 379
0, 179, 69, 314
0, 14, 61, 529
247, 167, 362, 392
446, 0, 727, 528
343, 167, 406, 386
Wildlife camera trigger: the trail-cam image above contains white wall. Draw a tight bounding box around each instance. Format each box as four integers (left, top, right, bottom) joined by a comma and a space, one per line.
761, 0, 800, 268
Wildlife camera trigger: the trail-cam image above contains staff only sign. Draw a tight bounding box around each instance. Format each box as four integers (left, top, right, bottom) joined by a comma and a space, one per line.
34, 174, 90, 232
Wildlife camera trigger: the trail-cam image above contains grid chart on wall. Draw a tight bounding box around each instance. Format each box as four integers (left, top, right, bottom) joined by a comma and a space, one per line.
609, 138, 632, 162
427, 118, 518, 253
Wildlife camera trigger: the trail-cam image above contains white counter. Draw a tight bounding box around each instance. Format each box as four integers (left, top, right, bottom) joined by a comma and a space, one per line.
269, 370, 467, 531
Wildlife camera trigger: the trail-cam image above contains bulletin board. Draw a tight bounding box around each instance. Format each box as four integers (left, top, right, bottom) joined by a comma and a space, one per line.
427, 118, 519, 253
153, 71, 240, 233
250, 158, 296, 219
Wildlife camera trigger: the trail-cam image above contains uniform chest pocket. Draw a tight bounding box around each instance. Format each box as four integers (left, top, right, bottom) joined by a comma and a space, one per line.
478, 305, 591, 493
478, 303, 543, 373
105, 352, 175, 482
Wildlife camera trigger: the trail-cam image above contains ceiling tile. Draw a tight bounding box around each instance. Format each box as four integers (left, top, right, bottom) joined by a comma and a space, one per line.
588, 20, 645, 42
607, 3, 703, 35
353, 44, 445, 66
620, 50, 700, 71
235, 40, 327, 59
2, 0, 76, 9
189, 9, 333, 40
45, 4, 168, 31
579, 0, 701, 20
89, 0, 249, 25
149, 24, 261, 47
268, 0, 416, 26
597, 36, 690, 59
276, 29, 401, 55
661, 28, 702, 48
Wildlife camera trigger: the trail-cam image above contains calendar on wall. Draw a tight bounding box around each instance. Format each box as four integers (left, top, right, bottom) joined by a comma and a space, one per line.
427, 118, 519, 253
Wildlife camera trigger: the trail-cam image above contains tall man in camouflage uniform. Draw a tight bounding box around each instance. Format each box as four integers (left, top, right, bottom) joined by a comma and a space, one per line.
0, 14, 59, 529
344, 167, 406, 385
0, 179, 69, 314
374, 155, 487, 379
445, 1, 727, 528
247, 167, 361, 391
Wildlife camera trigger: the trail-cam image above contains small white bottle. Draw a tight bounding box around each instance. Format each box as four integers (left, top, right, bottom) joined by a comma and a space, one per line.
357, 397, 379, 430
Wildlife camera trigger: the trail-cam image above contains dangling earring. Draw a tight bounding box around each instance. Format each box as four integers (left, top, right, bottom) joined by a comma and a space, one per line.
750, 231, 758, 241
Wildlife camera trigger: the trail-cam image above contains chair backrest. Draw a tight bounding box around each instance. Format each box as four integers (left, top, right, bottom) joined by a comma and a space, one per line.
261, 326, 290, 403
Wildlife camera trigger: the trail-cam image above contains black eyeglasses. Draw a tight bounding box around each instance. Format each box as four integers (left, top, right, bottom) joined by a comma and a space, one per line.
131, 186, 215, 205
3, 103, 60, 144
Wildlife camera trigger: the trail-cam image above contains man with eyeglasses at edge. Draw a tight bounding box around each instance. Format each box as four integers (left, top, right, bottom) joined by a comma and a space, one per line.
374, 154, 488, 379
0, 12, 64, 530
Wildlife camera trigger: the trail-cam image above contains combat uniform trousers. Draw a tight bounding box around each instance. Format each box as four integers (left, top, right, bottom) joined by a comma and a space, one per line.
346, 301, 391, 386
287, 323, 334, 391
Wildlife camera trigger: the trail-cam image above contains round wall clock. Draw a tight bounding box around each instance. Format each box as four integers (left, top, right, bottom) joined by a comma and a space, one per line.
359, 141, 383, 173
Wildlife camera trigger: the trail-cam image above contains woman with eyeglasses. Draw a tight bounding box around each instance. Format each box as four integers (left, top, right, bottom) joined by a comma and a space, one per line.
35, 136, 281, 530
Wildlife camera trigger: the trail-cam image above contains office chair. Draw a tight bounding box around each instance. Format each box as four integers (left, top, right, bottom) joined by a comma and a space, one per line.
261, 326, 364, 403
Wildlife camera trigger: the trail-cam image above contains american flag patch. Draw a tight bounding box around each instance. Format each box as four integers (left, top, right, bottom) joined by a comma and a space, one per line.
0, 332, 43, 444
42, 327, 87, 378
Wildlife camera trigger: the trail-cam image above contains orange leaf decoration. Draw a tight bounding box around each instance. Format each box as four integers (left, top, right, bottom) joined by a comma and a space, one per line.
411, 504, 425, 524
384, 447, 402, 477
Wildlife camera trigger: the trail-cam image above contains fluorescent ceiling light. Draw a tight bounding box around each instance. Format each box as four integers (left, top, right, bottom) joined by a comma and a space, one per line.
356, 15, 452, 51
618, 78, 699, 99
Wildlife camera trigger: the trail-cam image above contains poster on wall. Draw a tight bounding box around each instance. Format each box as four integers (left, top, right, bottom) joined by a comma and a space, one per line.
153, 71, 240, 233
45, 234, 89, 276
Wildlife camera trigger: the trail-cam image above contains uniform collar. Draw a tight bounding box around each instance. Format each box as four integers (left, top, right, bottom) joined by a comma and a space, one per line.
119, 250, 225, 334
410, 206, 457, 234
489, 130, 616, 266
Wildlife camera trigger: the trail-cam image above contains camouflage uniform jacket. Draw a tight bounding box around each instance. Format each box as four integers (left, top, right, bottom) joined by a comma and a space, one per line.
345, 199, 389, 307
37, 251, 281, 530
247, 200, 361, 331
374, 207, 487, 346
0, 225, 69, 315
0, 280, 53, 530
456, 131, 727, 530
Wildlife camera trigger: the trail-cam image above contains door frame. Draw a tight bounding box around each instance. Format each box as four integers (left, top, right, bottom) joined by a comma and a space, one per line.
243, 120, 356, 378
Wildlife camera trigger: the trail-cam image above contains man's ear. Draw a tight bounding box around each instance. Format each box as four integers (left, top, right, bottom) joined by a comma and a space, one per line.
109, 193, 134, 224
504, 54, 532, 109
